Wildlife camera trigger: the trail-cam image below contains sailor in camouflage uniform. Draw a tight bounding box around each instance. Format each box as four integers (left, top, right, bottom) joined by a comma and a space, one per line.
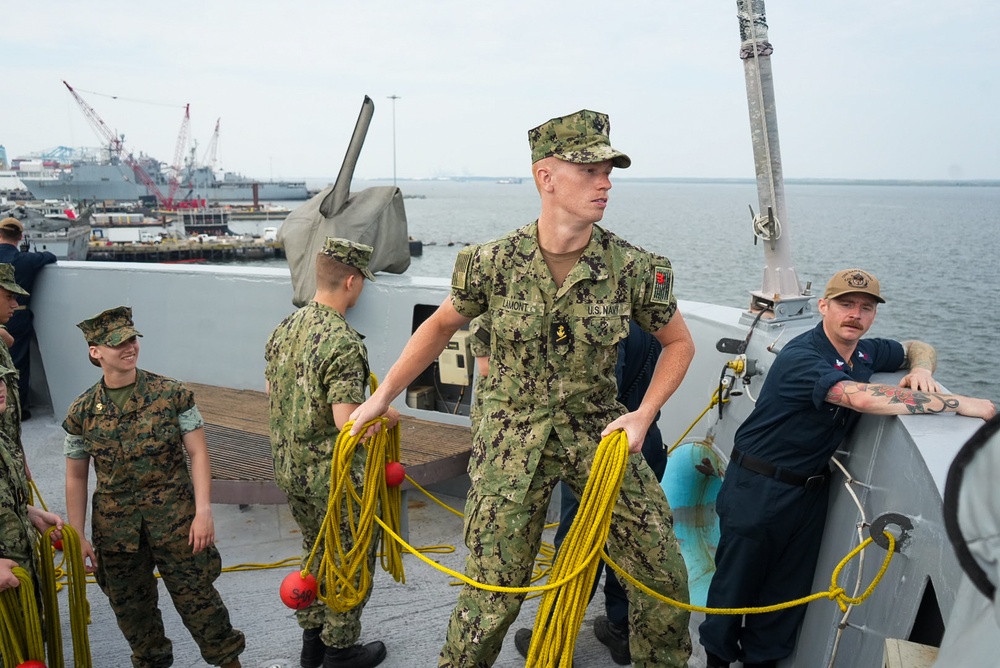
350, 110, 695, 667
0, 362, 63, 596
265, 238, 398, 668
63, 306, 244, 668
0, 264, 29, 460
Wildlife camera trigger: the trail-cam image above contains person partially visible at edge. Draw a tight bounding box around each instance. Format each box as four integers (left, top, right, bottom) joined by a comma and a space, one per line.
0, 264, 30, 466
348, 109, 696, 668
265, 237, 398, 668
698, 268, 997, 668
0, 363, 63, 597
0, 217, 57, 421
63, 306, 245, 668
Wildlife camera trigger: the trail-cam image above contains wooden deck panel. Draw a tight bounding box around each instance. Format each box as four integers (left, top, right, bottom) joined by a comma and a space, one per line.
189, 383, 472, 505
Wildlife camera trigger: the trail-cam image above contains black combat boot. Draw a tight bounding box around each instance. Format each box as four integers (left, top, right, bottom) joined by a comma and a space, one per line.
514, 627, 532, 659
593, 616, 631, 665
323, 641, 387, 668
301, 627, 326, 668
744, 662, 777, 668
705, 650, 731, 668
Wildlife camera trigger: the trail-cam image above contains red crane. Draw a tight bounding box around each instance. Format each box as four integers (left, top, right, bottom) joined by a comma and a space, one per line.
62, 80, 177, 208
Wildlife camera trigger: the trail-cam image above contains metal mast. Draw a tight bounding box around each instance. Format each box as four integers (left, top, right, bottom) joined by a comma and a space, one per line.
736, 0, 810, 321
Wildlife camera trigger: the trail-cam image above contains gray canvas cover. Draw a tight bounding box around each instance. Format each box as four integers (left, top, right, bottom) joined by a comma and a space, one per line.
278, 184, 410, 307
934, 415, 1000, 666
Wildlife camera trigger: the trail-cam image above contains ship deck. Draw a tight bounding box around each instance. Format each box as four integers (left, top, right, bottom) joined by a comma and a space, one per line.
23, 406, 720, 667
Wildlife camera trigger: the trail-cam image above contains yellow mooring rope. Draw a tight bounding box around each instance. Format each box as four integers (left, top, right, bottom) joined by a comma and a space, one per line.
0, 566, 45, 666
300, 395, 406, 612
41, 524, 93, 668
30, 480, 94, 668
527, 429, 630, 668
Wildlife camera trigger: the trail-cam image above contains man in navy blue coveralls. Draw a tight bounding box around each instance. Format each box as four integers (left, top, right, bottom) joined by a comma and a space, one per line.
0, 218, 57, 418
698, 268, 997, 668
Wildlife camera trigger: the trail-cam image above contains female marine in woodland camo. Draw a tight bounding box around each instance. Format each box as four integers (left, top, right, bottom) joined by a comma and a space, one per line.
63, 306, 244, 668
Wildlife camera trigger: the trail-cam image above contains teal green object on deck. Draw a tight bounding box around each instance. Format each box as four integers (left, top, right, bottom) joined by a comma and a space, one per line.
661, 441, 723, 607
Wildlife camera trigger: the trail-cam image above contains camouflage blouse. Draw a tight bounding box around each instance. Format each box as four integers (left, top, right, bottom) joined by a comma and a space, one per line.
62, 370, 201, 552
0, 431, 33, 564
0, 344, 22, 452
450, 222, 677, 503
264, 301, 369, 498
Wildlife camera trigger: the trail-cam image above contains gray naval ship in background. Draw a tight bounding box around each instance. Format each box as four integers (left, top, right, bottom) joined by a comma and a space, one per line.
17, 1, 998, 666
18, 151, 309, 203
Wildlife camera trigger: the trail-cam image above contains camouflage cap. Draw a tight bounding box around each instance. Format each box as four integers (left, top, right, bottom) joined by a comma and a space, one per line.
0, 264, 28, 296
320, 237, 376, 281
0, 363, 14, 379
528, 109, 631, 168
823, 268, 885, 304
77, 306, 144, 346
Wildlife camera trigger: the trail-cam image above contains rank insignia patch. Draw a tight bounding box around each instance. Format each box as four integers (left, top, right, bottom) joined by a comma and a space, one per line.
552, 322, 571, 346
651, 266, 674, 305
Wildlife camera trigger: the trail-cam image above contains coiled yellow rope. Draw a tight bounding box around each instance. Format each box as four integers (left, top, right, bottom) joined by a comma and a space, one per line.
527, 429, 629, 668
0, 566, 44, 666
30, 480, 94, 667
300, 383, 406, 613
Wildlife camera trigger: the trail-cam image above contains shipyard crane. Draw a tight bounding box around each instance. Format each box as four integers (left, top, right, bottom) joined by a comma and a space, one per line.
62, 80, 173, 208
200, 118, 220, 172
167, 103, 191, 206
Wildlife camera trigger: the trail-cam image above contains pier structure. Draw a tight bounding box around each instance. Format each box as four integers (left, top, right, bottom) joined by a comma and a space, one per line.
86, 238, 285, 262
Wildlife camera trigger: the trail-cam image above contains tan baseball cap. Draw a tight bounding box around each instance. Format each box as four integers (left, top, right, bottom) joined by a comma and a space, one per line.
0, 218, 23, 234
823, 268, 885, 304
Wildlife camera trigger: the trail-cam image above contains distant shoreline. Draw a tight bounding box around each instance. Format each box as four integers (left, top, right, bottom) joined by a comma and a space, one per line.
348, 176, 1000, 188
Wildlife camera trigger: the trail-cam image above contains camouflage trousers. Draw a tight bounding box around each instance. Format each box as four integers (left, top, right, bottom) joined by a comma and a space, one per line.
286, 481, 380, 648
95, 525, 245, 668
439, 434, 692, 668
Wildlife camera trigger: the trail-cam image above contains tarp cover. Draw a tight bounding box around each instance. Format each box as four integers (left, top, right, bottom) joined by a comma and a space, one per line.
933, 414, 1000, 666
278, 185, 410, 307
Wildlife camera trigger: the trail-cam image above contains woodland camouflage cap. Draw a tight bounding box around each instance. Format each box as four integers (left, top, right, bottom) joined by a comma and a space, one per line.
321, 237, 376, 281
528, 109, 631, 168
0, 264, 27, 296
77, 305, 144, 346
823, 268, 885, 304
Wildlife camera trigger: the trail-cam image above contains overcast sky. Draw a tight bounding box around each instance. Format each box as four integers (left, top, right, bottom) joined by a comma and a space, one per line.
2, 1, 995, 182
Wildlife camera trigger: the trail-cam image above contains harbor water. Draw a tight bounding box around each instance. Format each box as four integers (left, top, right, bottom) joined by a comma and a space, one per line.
229, 178, 1000, 405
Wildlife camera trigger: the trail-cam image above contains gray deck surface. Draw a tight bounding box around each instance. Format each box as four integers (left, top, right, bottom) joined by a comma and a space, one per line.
23, 407, 712, 667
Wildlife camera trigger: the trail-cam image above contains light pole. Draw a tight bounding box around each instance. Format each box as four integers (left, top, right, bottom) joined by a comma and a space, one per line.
388, 94, 401, 186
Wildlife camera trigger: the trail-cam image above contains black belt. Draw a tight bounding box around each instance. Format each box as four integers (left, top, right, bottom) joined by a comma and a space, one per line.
732, 450, 828, 490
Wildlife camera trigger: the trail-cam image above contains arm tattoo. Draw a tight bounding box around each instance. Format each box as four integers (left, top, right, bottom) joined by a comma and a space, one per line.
830, 383, 960, 414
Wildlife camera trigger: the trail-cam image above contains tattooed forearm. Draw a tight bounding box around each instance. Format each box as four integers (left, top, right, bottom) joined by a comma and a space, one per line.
868, 384, 958, 414
828, 382, 961, 415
